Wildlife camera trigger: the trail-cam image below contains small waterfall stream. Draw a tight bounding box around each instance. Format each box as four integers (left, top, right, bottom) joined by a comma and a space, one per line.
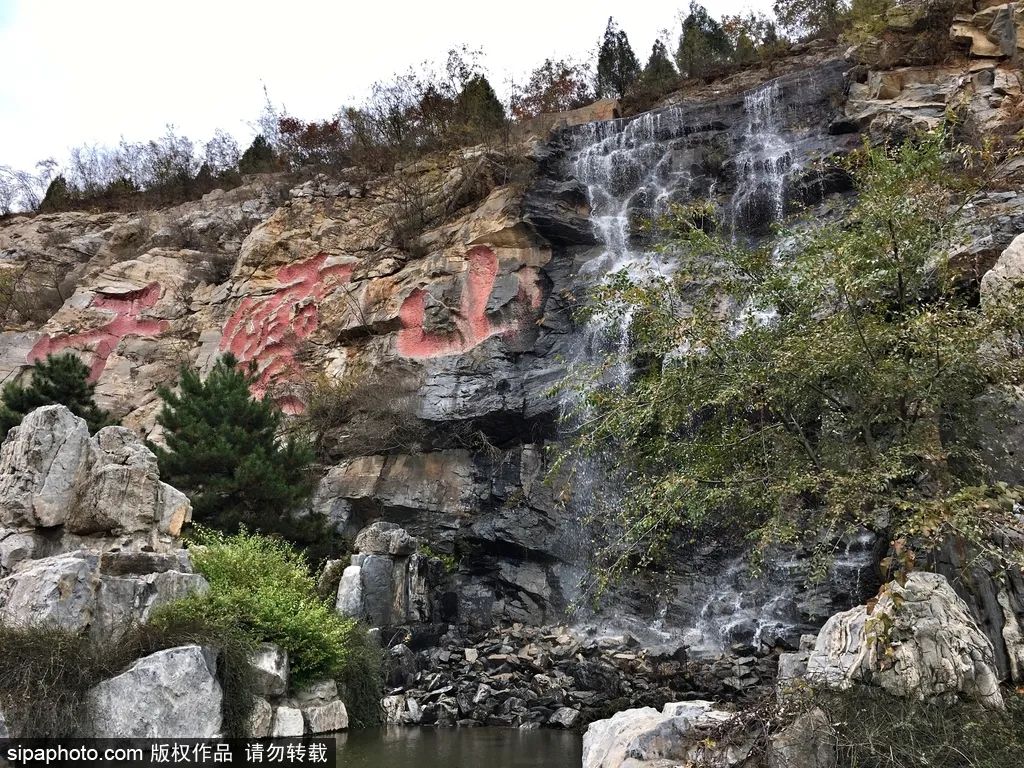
730, 80, 794, 236
556, 71, 876, 652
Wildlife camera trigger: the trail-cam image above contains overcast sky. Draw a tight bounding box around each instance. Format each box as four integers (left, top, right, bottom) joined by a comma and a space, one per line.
0, 0, 770, 171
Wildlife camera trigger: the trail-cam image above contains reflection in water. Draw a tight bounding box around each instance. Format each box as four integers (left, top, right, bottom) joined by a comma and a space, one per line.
334, 726, 583, 768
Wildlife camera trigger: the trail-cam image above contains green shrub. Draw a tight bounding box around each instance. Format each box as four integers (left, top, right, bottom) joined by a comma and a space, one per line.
1, 352, 113, 438
155, 528, 382, 721
0, 616, 256, 738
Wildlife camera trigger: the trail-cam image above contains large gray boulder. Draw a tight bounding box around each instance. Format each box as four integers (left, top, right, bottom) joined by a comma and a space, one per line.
765, 708, 837, 768
271, 706, 304, 737
0, 406, 192, 546
0, 548, 206, 636
302, 700, 348, 734
981, 232, 1024, 302
87, 645, 222, 737
0, 552, 99, 631
0, 405, 91, 528
582, 701, 747, 768
805, 572, 1004, 709
354, 521, 418, 556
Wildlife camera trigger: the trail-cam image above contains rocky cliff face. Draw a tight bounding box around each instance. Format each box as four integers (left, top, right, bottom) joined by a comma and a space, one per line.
2, 1, 1023, 672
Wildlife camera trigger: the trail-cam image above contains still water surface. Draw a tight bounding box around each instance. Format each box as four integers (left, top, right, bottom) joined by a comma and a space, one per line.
335, 726, 582, 768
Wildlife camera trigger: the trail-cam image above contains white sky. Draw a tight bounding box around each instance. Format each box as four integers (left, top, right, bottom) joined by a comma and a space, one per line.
0, 0, 770, 171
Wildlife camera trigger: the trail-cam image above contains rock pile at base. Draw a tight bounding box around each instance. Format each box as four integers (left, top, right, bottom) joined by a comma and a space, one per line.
381, 622, 780, 730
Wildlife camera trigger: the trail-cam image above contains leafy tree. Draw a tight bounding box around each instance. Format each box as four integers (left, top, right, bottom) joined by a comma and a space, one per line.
152, 354, 326, 551
560, 132, 1024, 589
676, 2, 734, 79
238, 134, 278, 174
276, 117, 348, 170
510, 58, 593, 120
595, 17, 641, 99
639, 39, 679, 94
1, 353, 112, 437
773, 0, 849, 38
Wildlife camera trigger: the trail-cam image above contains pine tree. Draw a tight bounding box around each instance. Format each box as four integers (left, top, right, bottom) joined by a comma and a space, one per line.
595, 17, 641, 99
152, 354, 324, 548
1, 353, 112, 437
38, 175, 74, 213
238, 135, 277, 175
676, 2, 734, 79
457, 74, 506, 139
639, 40, 679, 93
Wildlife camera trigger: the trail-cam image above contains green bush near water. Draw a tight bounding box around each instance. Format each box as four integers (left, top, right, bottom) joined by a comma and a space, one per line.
153, 528, 382, 723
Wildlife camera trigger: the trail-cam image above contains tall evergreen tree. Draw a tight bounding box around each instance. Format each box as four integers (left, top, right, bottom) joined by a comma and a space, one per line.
639, 39, 679, 93
1, 353, 112, 437
676, 2, 733, 79
595, 17, 641, 99
152, 354, 324, 548
238, 135, 278, 175
457, 74, 506, 138
38, 175, 73, 213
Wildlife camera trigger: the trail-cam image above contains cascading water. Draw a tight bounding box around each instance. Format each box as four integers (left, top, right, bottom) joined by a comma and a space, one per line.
555, 71, 877, 651
730, 80, 794, 236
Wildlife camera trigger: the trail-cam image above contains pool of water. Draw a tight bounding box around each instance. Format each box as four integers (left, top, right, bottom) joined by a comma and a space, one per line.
334, 726, 583, 768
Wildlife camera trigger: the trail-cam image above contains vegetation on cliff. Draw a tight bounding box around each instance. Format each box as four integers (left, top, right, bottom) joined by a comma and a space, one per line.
560, 131, 1024, 587
0, 352, 112, 438
0, 1, 941, 217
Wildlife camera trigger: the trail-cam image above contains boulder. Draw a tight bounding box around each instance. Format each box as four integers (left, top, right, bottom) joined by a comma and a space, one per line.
92, 568, 208, 639
292, 679, 338, 704
0, 405, 90, 528
271, 706, 304, 737
548, 706, 580, 728
980, 231, 1024, 303
335, 563, 363, 617
0, 548, 206, 636
87, 645, 222, 738
246, 698, 274, 738
805, 572, 1004, 709
0, 552, 99, 631
354, 521, 418, 556
0, 405, 191, 544
582, 701, 745, 768
249, 643, 289, 697
302, 700, 348, 734
766, 708, 837, 768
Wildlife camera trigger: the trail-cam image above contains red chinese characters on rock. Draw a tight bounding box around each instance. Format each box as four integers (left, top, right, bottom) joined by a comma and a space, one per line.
219, 253, 353, 404
29, 283, 169, 381
396, 246, 542, 359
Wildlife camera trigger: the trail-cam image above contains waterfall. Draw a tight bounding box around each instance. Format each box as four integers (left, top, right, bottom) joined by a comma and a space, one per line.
730, 80, 794, 236
555, 72, 875, 651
